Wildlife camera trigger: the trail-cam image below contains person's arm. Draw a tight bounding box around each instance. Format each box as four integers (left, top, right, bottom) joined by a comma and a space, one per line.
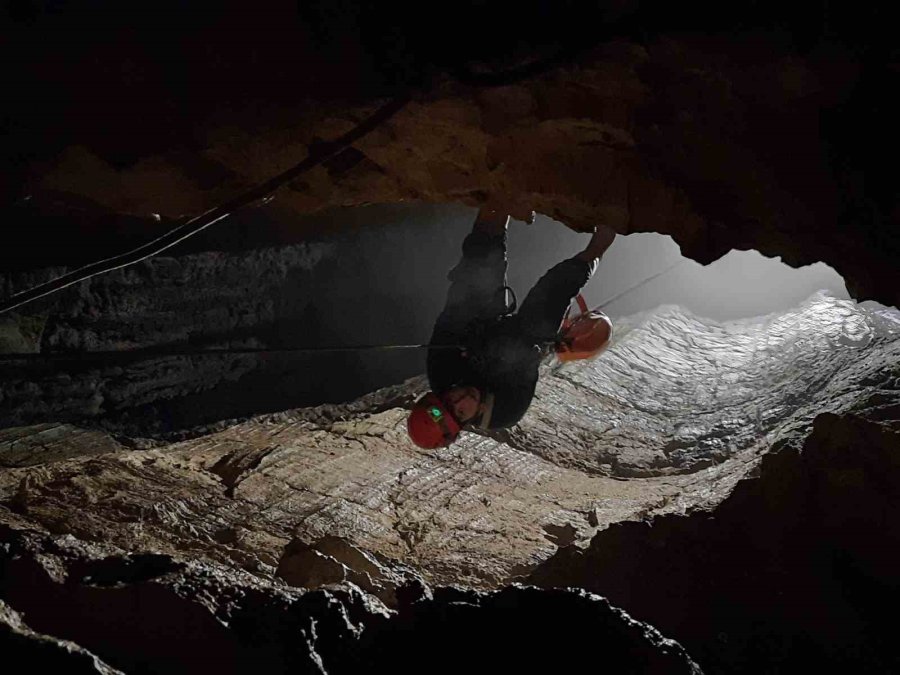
575, 225, 616, 265
517, 225, 616, 342
430, 208, 510, 344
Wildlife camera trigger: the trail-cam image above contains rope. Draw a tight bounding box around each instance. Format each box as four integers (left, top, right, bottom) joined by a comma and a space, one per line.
1, 258, 688, 365
0, 45, 685, 363
1, 253, 688, 366
595, 259, 686, 312
0, 95, 410, 317
3, 36, 611, 319
0, 343, 463, 364
1, 43, 605, 318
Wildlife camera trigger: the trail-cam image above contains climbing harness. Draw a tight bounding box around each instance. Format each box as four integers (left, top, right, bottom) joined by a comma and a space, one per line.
0, 343, 461, 363
551, 258, 686, 361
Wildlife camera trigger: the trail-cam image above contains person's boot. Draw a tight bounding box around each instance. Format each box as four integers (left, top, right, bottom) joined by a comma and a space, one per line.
576, 225, 617, 263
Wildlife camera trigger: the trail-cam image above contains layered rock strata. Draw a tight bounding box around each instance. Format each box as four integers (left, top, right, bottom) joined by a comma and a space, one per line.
4, 5, 899, 671
1, 295, 898, 672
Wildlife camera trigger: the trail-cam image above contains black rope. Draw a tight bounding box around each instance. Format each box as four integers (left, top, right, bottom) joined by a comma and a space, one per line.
1, 42, 603, 318
0, 258, 688, 365
0, 95, 411, 317
595, 259, 686, 311
0, 343, 464, 364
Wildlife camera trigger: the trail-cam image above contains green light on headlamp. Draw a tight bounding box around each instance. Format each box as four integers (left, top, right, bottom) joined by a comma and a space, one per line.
430, 407, 443, 419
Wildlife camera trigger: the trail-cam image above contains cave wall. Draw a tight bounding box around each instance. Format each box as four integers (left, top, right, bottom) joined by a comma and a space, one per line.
528, 410, 900, 673
0, 524, 702, 674
3, 3, 900, 672
4, 1, 898, 307
1, 298, 898, 667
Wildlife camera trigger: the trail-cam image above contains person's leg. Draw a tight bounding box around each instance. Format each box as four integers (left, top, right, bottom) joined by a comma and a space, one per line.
517, 225, 616, 341
430, 208, 511, 343
574, 224, 616, 267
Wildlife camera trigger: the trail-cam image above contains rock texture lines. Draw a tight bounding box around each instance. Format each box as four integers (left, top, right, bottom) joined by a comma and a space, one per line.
2, 295, 897, 591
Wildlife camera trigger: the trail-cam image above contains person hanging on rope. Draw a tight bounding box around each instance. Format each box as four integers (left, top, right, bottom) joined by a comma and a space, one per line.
407, 207, 616, 448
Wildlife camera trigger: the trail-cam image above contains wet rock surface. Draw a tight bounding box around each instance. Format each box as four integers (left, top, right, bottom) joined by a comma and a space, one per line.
517, 293, 900, 476
0, 403, 720, 588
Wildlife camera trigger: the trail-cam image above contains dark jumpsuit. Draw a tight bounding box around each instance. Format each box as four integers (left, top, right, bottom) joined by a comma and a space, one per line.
426, 227, 596, 429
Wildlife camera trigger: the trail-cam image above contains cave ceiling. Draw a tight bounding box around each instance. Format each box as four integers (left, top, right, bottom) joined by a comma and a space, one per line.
4, 1, 898, 306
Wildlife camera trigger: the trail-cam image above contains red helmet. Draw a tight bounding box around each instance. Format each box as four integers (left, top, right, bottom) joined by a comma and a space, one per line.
407, 392, 461, 448
556, 294, 613, 362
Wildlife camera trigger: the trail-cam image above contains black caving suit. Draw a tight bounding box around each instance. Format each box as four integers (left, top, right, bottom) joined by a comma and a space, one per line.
427, 226, 596, 429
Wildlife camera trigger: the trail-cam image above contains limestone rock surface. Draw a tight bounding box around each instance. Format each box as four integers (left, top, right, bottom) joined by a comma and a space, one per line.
0, 293, 897, 671
2, 295, 896, 589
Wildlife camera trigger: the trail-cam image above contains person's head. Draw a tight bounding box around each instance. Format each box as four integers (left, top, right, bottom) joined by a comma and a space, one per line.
441, 385, 483, 424
406, 386, 485, 448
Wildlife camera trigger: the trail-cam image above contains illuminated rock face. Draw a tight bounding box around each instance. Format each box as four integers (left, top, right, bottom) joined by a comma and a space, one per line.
516, 293, 898, 477
1, 294, 898, 671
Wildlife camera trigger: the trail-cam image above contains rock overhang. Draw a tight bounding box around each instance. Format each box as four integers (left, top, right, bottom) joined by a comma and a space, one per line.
4, 4, 898, 309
